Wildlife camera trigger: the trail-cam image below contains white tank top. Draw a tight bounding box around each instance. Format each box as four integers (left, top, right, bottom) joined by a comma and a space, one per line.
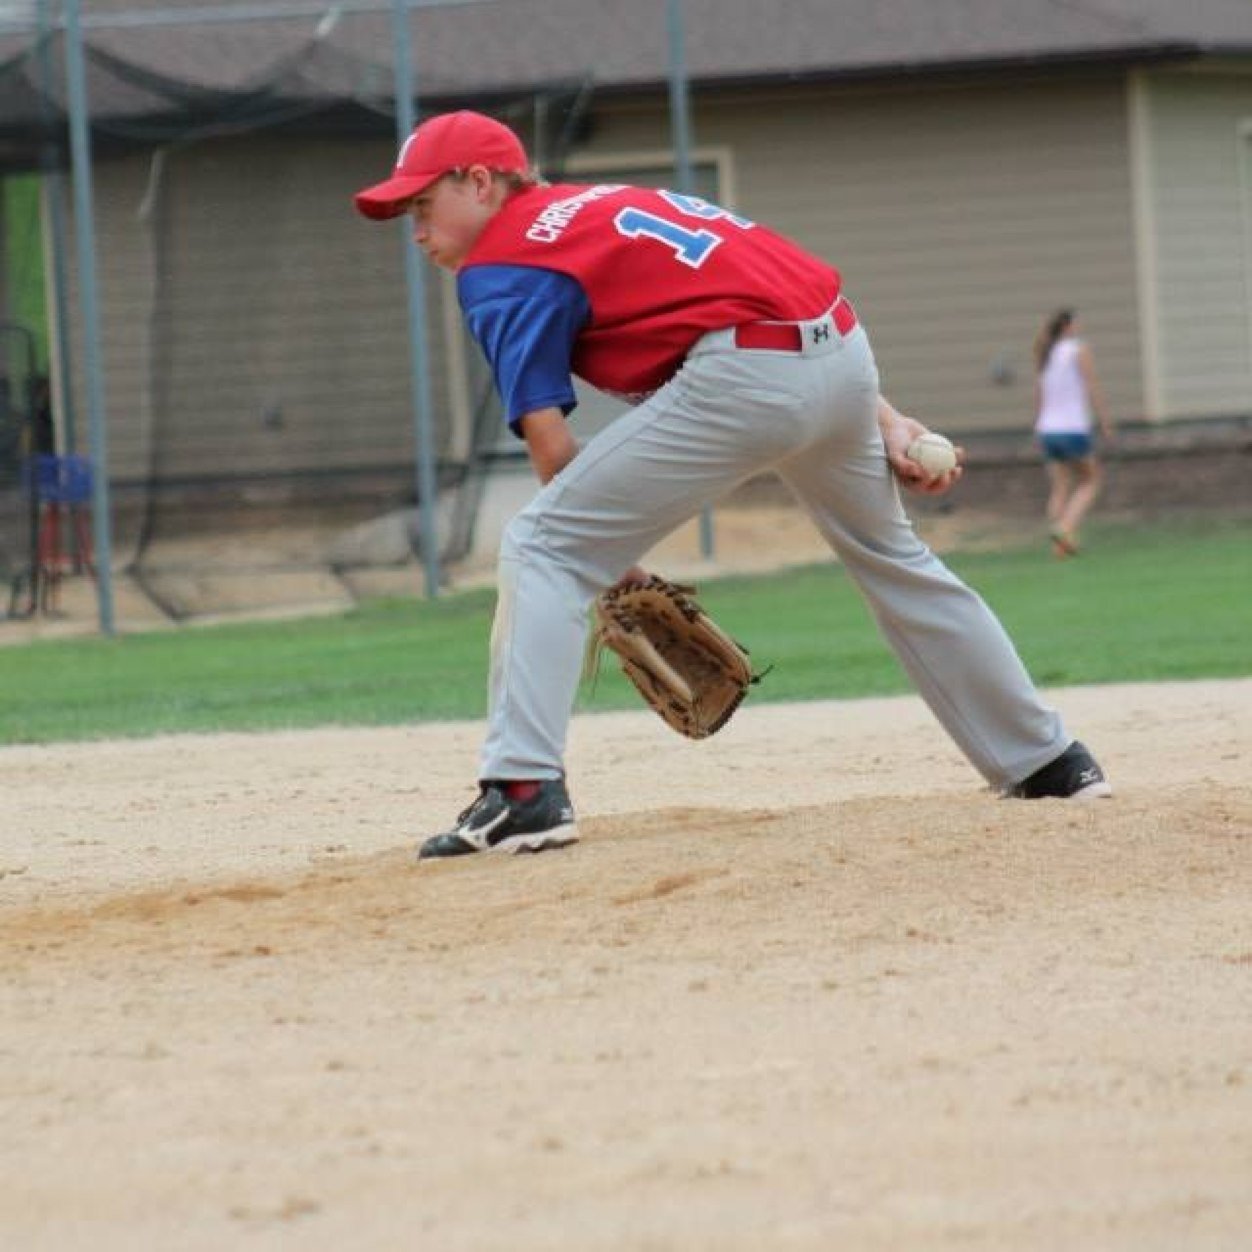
1035, 338, 1091, 434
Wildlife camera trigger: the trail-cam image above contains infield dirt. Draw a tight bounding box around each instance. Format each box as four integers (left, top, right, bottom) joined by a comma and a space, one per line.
2, 679, 1250, 1250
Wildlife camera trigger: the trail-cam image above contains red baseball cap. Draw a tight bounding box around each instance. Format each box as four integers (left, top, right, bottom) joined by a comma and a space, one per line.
354, 111, 529, 221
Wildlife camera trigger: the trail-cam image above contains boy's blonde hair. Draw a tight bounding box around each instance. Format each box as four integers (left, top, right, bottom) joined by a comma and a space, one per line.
446, 167, 545, 193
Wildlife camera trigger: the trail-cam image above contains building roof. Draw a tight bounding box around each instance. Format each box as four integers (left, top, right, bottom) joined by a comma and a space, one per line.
2, 0, 1250, 165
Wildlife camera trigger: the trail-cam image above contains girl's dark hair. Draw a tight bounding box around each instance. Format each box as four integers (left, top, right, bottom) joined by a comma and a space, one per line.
1034, 308, 1074, 372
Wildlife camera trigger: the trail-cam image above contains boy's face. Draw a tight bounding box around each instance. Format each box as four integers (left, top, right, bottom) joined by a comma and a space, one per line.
406, 168, 497, 271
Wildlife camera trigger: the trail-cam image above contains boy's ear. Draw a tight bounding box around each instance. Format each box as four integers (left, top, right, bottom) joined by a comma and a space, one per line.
467, 165, 495, 198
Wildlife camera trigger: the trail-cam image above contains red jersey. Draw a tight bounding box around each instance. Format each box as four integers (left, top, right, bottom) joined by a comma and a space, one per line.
462, 183, 841, 397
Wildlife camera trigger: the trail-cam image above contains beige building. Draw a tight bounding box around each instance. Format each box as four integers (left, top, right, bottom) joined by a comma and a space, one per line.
2, 1, 1251, 506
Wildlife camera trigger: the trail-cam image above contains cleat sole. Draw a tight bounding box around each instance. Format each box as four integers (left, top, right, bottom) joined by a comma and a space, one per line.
493, 824, 580, 855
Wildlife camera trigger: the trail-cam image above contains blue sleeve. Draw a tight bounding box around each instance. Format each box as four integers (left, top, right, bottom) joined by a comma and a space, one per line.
457, 264, 591, 437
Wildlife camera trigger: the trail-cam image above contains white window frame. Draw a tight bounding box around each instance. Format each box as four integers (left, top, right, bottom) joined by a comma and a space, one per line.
564, 145, 739, 208
1127, 71, 1163, 422
1238, 118, 1252, 404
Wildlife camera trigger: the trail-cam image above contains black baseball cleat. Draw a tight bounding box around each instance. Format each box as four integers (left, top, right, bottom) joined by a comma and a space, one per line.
1006, 740, 1112, 800
418, 779, 579, 860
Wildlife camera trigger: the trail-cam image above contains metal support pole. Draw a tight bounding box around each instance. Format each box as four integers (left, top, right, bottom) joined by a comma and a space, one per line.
666, 0, 715, 560
667, 0, 695, 195
63, 0, 115, 634
390, 0, 441, 598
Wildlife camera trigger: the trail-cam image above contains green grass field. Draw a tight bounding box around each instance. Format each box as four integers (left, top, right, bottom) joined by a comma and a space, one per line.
0, 515, 1248, 745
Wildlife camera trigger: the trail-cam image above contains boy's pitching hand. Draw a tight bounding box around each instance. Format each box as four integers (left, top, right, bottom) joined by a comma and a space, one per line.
880, 410, 965, 496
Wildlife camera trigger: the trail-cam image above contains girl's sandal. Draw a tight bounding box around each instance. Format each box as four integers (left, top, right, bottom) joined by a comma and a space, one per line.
1050, 529, 1080, 557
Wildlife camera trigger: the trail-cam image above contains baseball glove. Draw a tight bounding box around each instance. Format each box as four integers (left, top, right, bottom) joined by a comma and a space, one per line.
589, 575, 760, 739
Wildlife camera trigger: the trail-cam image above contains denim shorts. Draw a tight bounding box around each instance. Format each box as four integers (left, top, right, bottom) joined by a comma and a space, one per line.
1040, 433, 1094, 462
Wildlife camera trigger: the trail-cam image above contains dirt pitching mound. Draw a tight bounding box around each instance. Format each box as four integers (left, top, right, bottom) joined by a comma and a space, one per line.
2, 680, 1250, 1251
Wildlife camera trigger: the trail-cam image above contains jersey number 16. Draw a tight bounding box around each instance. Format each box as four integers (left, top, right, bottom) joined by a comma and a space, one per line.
613, 192, 754, 269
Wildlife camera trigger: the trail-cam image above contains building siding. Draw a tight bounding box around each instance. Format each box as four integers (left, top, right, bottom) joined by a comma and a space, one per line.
71, 135, 449, 482
588, 74, 1143, 432
1142, 67, 1252, 418
66, 70, 1186, 493
731, 76, 1141, 430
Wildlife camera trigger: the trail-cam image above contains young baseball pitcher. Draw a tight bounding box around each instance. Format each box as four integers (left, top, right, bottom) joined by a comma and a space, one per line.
355, 111, 1112, 860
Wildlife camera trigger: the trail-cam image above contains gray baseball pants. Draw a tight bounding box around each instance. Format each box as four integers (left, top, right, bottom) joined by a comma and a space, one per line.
479, 315, 1067, 790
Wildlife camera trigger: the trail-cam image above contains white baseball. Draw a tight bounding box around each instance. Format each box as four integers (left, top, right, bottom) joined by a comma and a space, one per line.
906, 432, 957, 477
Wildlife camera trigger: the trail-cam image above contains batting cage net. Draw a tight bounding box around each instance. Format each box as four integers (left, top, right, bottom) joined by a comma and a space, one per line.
0, 0, 667, 619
